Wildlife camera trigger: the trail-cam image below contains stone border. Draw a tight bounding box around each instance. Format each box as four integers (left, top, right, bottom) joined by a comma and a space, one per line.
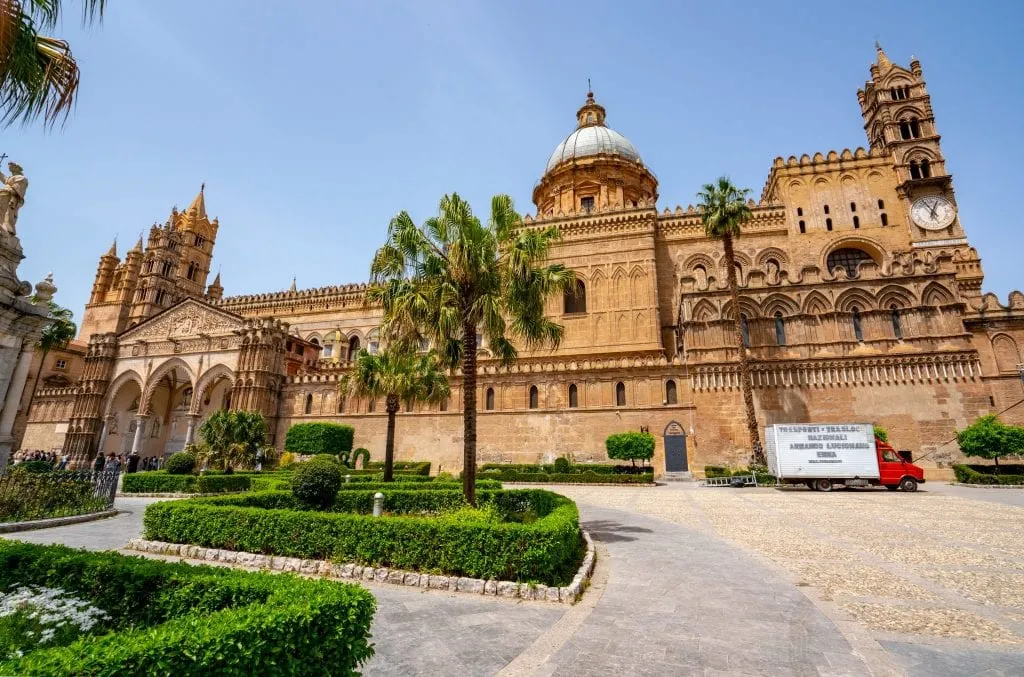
502, 481, 656, 488
0, 509, 119, 533
948, 482, 1024, 489
126, 530, 596, 604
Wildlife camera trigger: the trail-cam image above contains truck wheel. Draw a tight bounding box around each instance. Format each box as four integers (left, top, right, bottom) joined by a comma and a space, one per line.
899, 477, 918, 492
805, 481, 815, 490
884, 484, 899, 491
813, 479, 833, 492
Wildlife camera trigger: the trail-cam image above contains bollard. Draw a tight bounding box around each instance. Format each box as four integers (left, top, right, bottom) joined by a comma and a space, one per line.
345, 474, 351, 485
373, 492, 384, 517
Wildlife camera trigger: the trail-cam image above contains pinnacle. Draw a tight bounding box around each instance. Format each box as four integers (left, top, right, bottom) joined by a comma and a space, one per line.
106, 238, 117, 257
875, 41, 892, 70
187, 184, 207, 219
132, 235, 144, 252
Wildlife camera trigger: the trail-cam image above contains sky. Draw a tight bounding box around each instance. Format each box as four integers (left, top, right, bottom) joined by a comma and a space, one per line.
3, 0, 1023, 322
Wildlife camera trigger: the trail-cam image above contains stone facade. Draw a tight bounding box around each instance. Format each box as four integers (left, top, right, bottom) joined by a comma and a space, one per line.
20, 47, 1024, 474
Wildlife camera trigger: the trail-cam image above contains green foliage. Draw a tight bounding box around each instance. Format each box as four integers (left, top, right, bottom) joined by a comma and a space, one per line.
704, 465, 776, 484
480, 463, 632, 475
337, 480, 502, 493
292, 459, 342, 509
952, 464, 1024, 485
956, 415, 1024, 467
873, 425, 889, 442
366, 460, 429, 475
38, 302, 76, 354
165, 452, 196, 475
0, 471, 109, 522
121, 472, 251, 495
197, 410, 269, 471
144, 489, 581, 585
477, 470, 652, 485
285, 423, 355, 455
697, 176, 753, 241
552, 457, 572, 474
15, 460, 53, 473
349, 448, 371, 469
605, 432, 656, 465
0, 541, 375, 675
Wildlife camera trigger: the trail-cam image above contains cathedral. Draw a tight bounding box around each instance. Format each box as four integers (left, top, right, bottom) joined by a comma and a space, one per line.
18, 47, 1024, 476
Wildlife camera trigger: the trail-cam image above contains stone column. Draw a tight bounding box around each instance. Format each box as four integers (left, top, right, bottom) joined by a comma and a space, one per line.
183, 414, 200, 446
0, 340, 37, 469
95, 416, 112, 457
131, 415, 147, 455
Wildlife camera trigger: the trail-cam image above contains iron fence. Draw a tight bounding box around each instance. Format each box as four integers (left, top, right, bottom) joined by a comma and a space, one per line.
0, 470, 119, 523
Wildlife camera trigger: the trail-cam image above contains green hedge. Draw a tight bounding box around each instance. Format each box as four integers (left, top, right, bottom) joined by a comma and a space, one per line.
365, 461, 431, 476
122, 472, 251, 494
479, 463, 637, 475
338, 479, 501, 492
0, 540, 374, 675
144, 489, 581, 585
478, 470, 653, 484
704, 465, 776, 485
605, 432, 655, 464
953, 464, 1024, 485
284, 423, 354, 455
0, 470, 111, 522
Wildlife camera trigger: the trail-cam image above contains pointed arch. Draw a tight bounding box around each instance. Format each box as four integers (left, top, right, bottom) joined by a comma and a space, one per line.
721, 297, 762, 319
682, 253, 715, 272
760, 294, 799, 318
992, 334, 1021, 373
754, 247, 790, 268
689, 299, 718, 323
876, 285, 916, 309
922, 282, 955, 306
802, 291, 831, 315
191, 364, 236, 415
103, 370, 145, 417
835, 288, 877, 313
590, 268, 607, 309
142, 358, 195, 415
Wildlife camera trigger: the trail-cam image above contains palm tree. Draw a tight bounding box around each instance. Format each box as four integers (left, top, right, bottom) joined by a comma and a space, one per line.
197, 409, 268, 471
1, 0, 106, 127
340, 345, 450, 482
697, 176, 764, 465
25, 301, 76, 417
369, 193, 573, 504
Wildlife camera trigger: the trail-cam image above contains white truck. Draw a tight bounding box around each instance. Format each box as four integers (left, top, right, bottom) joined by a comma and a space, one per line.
764, 423, 924, 492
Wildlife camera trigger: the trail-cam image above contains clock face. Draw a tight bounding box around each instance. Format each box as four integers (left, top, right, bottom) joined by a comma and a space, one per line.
911, 196, 956, 231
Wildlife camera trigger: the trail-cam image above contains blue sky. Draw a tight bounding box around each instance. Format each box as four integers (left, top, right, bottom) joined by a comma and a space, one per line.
4, 0, 1023, 321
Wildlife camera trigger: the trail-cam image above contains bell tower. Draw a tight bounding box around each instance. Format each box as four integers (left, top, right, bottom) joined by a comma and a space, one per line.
858, 44, 965, 247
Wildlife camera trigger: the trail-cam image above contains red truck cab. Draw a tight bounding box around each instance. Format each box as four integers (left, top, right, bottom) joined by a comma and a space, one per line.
876, 438, 925, 491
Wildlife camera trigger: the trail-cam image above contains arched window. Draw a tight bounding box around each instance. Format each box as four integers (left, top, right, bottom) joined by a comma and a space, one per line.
529, 386, 539, 409
186, 261, 197, 281
890, 305, 903, 339
309, 337, 320, 346
877, 199, 885, 209
899, 120, 912, 140
161, 261, 173, 277
740, 314, 751, 348
485, 387, 495, 411
910, 161, 921, 180
564, 280, 587, 314
568, 383, 578, 408
347, 336, 360, 359
920, 159, 931, 178
881, 213, 889, 226
304, 393, 313, 415
615, 382, 626, 407
853, 216, 860, 229
827, 248, 873, 277
798, 220, 806, 233
826, 218, 833, 231
337, 396, 345, 413
910, 118, 921, 138
665, 379, 677, 405
852, 307, 864, 342
774, 312, 786, 346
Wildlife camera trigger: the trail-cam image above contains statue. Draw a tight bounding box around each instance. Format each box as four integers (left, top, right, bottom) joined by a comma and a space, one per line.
765, 259, 780, 285
0, 162, 28, 236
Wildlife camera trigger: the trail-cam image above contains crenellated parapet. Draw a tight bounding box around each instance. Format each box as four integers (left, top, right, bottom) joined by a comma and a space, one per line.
761, 146, 889, 203
218, 282, 373, 316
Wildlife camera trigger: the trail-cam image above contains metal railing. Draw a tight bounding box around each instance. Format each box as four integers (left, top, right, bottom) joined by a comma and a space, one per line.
701, 475, 759, 488
0, 470, 119, 523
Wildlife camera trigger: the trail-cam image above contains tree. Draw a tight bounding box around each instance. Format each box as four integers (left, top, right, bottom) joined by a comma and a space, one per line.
956, 415, 1024, 471
197, 409, 269, 471
369, 193, 573, 504
1, 0, 106, 128
697, 177, 763, 465
340, 345, 449, 482
25, 301, 75, 417
606, 432, 655, 467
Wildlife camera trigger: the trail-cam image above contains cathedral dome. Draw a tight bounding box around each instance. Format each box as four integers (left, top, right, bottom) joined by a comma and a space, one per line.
545, 125, 642, 173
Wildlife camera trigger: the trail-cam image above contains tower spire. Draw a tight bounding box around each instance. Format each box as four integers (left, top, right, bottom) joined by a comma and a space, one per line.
106, 238, 117, 257
187, 184, 207, 218
875, 41, 892, 70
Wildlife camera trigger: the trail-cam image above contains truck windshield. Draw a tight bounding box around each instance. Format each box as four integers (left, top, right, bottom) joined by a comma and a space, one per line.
881, 448, 901, 463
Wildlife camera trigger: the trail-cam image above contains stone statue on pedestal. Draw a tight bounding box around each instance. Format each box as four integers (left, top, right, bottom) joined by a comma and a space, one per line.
0, 162, 28, 237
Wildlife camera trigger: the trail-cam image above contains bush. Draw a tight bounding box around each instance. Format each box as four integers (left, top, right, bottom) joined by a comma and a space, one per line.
165, 452, 195, 475
952, 464, 1024, 485
479, 463, 639, 475
16, 460, 53, 474
553, 456, 572, 474
0, 471, 112, 522
473, 470, 652, 485
0, 541, 374, 675
292, 459, 342, 509
605, 432, 655, 466
312, 454, 340, 464
367, 461, 431, 476
279, 452, 297, 468
285, 423, 354, 455
873, 425, 889, 443
144, 489, 581, 585
956, 415, 1024, 469
338, 479, 501, 492
122, 472, 251, 494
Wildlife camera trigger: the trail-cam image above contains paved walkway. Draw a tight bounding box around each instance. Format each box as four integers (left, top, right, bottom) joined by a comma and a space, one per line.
4, 487, 1024, 676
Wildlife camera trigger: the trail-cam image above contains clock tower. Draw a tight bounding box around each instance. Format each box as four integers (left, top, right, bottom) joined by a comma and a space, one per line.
857, 44, 966, 248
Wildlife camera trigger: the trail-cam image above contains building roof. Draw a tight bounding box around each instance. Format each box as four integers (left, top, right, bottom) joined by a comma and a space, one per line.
545, 125, 642, 173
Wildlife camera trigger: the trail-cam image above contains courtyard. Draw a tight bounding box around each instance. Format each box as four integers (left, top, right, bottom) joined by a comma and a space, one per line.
5, 482, 1022, 676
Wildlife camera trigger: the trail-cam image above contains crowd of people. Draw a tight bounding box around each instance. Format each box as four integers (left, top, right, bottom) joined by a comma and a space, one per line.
10, 450, 164, 473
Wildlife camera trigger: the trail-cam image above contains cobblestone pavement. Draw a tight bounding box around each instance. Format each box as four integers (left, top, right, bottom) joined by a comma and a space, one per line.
554, 483, 1024, 676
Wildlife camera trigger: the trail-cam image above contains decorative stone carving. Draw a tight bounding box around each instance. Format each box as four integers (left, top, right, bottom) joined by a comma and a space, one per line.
0, 162, 28, 236
120, 299, 244, 343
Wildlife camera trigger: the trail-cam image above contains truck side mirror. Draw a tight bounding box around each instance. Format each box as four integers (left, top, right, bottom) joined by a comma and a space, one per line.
898, 450, 913, 463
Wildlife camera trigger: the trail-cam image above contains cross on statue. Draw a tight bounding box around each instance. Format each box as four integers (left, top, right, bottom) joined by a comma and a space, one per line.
0, 153, 7, 166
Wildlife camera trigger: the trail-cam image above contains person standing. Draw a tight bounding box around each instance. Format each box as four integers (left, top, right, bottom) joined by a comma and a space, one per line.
92, 452, 106, 472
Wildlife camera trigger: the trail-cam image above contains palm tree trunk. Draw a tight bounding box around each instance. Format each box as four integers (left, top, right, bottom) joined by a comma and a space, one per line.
461, 314, 478, 507
24, 349, 48, 423
723, 234, 764, 465
384, 394, 399, 482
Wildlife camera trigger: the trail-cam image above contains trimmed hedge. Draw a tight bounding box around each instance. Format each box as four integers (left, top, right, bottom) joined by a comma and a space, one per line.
953, 464, 1024, 485
122, 472, 251, 494
0, 540, 374, 675
479, 463, 641, 475
338, 479, 502, 492
144, 489, 581, 585
479, 470, 653, 484
284, 423, 354, 455
365, 461, 431, 476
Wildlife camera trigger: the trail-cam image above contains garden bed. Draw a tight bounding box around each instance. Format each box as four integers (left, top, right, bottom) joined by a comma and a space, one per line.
0, 470, 118, 523
0, 541, 374, 675
143, 489, 582, 586
952, 464, 1024, 485
478, 470, 653, 485
121, 471, 251, 494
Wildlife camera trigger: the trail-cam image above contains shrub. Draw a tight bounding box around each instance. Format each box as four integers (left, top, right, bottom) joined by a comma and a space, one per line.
348, 448, 371, 469
16, 460, 53, 474
279, 452, 297, 468
292, 459, 342, 509
165, 452, 195, 475
122, 472, 251, 494
872, 425, 889, 443
312, 454, 340, 464
0, 471, 111, 522
367, 461, 431, 476
338, 479, 501, 492
144, 489, 581, 585
285, 423, 354, 455
952, 464, 1024, 485
553, 456, 572, 474
0, 541, 374, 675
605, 432, 655, 467
471, 470, 652, 485
957, 415, 1024, 470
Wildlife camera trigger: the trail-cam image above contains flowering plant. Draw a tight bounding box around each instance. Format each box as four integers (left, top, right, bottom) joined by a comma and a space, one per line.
0, 585, 110, 659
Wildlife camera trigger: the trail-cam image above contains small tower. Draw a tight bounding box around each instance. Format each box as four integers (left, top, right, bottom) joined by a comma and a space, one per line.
857, 45, 964, 246
206, 271, 224, 301
174, 185, 219, 298
89, 240, 119, 304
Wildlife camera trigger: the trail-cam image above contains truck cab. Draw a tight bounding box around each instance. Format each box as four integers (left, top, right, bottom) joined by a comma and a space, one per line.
876, 439, 926, 492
